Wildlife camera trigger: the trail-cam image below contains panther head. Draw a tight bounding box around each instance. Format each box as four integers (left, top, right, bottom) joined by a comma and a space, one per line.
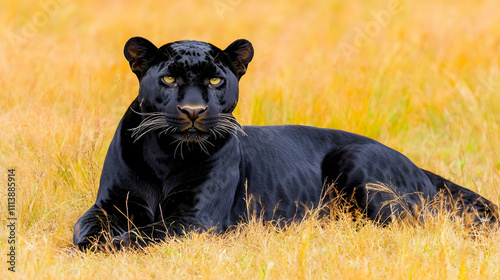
123, 37, 253, 150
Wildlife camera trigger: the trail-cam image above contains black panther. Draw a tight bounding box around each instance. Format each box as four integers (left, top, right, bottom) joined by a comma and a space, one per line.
73, 37, 498, 250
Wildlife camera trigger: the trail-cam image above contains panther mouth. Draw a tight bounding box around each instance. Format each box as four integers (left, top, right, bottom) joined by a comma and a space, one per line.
175, 126, 210, 143
180, 123, 208, 134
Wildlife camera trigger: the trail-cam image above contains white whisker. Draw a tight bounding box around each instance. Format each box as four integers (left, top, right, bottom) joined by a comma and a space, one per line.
128, 109, 176, 142
209, 113, 245, 141
173, 139, 184, 159
198, 138, 211, 155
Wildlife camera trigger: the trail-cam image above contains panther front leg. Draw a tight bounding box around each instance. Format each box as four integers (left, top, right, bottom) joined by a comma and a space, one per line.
73, 204, 130, 251
74, 204, 176, 251
109, 225, 167, 249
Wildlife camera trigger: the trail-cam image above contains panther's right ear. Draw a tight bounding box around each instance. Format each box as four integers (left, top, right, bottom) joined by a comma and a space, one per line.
124, 37, 158, 79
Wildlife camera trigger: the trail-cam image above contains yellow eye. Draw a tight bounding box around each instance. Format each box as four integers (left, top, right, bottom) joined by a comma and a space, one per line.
209, 77, 221, 85
163, 76, 176, 84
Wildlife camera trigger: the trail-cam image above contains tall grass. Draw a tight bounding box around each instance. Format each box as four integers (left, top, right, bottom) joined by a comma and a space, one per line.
1, 0, 500, 278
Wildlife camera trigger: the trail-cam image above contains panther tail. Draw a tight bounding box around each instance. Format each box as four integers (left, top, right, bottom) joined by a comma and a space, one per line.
422, 169, 499, 228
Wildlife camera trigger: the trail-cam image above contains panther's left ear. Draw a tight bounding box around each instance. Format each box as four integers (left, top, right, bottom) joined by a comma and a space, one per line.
124, 37, 158, 79
224, 39, 254, 79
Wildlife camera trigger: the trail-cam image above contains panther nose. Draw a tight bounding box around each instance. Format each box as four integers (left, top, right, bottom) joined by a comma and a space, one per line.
178, 105, 207, 121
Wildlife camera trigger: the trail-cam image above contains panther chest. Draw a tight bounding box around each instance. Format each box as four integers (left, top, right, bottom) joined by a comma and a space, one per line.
152, 137, 242, 229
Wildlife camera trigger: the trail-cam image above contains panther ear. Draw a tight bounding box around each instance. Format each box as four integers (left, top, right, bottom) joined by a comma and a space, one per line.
124, 37, 158, 79
224, 39, 254, 79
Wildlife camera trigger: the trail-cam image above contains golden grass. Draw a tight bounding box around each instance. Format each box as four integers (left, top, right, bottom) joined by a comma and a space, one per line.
1, 0, 500, 278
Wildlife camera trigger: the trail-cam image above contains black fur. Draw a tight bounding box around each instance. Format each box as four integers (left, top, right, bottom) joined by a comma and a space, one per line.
73, 37, 498, 250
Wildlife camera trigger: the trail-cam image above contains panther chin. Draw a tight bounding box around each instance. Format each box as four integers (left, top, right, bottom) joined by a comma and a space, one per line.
174, 128, 210, 143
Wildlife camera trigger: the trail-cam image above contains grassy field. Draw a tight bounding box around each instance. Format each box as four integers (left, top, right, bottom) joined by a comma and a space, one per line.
2, 0, 500, 278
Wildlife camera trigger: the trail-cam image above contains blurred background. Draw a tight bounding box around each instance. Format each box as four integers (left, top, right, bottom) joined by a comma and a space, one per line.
0, 0, 499, 267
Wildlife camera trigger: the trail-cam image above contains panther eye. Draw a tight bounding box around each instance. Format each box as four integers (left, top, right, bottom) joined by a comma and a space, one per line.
163, 76, 176, 84
209, 77, 222, 85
